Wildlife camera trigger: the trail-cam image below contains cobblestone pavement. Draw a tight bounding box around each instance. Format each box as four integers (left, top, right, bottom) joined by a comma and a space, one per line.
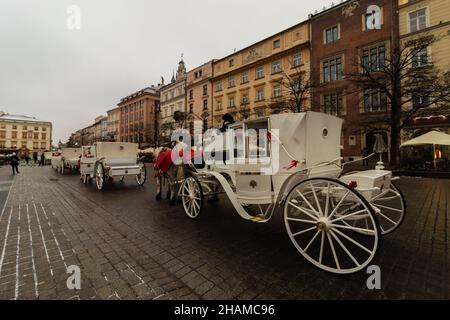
0, 165, 448, 300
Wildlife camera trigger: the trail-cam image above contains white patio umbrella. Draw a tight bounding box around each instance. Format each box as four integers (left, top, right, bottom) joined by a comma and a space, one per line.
401, 131, 450, 169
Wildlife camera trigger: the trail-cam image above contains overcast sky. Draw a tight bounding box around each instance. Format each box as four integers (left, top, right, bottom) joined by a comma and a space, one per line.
0, 0, 333, 143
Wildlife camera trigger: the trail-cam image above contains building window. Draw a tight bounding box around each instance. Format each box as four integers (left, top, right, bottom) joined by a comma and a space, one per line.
22, 132, 27, 139
293, 52, 302, 67
255, 66, 265, 80
272, 60, 282, 74
215, 80, 222, 92
323, 92, 343, 116
189, 103, 193, 114
13, 125, 17, 130
41, 142, 46, 149
0, 124, 5, 129
409, 8, 427, 33
325, 25, 339, 44
228, 76, 235, 88
241, 93, 249, 104
12, 131, 17, 139
412, 47, 429, 68
364, 88, 387, 112
229, 59, 234, 67
241, 71, 249, 84
0, 131, 5, 138
23, 126, 27, 130
203, 99, 208, 110
322, 57, 343, 83
256, 88, 265, 101
362, 44, 385, 72
216, 100, 223, 111
203, 84, 208, 96
228, 96, 236, 108
273, 84, 282, 98
273, 39, 281, 49
189, 89, 193, 100
34, 126, 38, 131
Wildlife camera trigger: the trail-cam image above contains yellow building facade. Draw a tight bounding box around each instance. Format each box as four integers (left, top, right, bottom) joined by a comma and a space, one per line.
212, 21, 310, 127
0, 111, 52, 155
399, 0, 450, 134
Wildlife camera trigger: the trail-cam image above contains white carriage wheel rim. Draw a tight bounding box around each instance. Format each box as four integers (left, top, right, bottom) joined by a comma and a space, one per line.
182, 177, 201, 218
284, 178, 379, 274
136, 166, 146, 185
96, 165, 103, 189
371, 183, 405, 234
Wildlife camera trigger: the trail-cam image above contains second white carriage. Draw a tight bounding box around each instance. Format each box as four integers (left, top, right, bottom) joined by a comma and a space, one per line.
79, 142, 146, 190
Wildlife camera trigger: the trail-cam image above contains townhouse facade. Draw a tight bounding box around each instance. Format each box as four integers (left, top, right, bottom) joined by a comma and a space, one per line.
107, 107, 121, 141
159, 59, 187, 143
212, 21, 310, 127
185, 60, 215, 134
310, 0, 396, 159
118, 86, 160, 148
398, 0, 450, 135
0, 111, 52, 156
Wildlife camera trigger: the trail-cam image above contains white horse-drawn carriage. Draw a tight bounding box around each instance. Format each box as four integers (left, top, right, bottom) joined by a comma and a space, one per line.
51, 148, 81, 174
158, 112, 405, 274
79, 142, 146, 190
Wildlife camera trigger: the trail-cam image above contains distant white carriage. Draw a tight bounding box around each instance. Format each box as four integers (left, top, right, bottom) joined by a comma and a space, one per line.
51, 148, 81, 174
177, 112, 405, 274
79, 142, 146, 190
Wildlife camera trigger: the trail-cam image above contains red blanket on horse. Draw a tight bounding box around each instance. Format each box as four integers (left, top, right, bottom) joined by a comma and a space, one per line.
154, 150, 173, 173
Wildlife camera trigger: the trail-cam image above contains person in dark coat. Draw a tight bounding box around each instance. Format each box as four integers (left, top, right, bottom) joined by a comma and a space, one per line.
40, 153, 45, 166
10, 153, 20, 174
220, 113, 235, 133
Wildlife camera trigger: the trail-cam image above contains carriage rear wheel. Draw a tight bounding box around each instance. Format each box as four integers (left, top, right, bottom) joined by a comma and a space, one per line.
284, 178, 380, 274
95, 163, 105, 191
136, 165, 146, 186
370, 182, 405, 235
340, 171, 406, 235
181, 176, 203, 219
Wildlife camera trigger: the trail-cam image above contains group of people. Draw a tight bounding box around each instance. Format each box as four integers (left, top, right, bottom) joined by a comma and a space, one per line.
7, 152, 46, 175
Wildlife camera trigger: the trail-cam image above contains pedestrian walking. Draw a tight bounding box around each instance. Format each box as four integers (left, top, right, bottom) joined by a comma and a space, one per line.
362, 147, 370, 167
33, 153, 38, 166
25, 155, 30, 165
40, 153, 45, 166
10, 152, 20, 174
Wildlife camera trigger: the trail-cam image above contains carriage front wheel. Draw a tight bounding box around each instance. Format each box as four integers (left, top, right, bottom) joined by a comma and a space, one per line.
180, 176, 203, 219
95, 163, 105, 191
284, 178, 381, 274
136, 165, 146, 186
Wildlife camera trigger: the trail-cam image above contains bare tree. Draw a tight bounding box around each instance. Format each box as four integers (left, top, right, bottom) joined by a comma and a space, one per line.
267, 65, 313, 114
347, 34, 450, 166
236, 97, 251, 121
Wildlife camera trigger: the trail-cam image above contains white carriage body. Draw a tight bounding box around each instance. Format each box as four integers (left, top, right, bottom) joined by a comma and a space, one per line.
51, 148, 81, 170
202, 112, 343, 205
80, 142, 142, 178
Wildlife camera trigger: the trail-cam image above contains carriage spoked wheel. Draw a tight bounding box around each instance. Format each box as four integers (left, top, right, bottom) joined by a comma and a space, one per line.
284, 178, 380, 274
340, 171, 406, 235
95, 163, 105, 190
181, 176, 203, 219
136, 165, 147, 186
367, 182, 405, 235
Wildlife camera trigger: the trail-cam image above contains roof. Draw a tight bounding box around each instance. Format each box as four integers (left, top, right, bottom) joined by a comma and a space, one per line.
118, 86, 161, 104
0, 112, 51, 124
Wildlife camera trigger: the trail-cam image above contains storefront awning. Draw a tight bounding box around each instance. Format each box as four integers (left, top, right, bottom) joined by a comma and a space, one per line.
401, 131, 450, 147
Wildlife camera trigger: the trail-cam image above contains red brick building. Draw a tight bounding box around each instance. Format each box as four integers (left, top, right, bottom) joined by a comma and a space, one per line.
118, 87, 160, 147
310, 0, 396, 160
